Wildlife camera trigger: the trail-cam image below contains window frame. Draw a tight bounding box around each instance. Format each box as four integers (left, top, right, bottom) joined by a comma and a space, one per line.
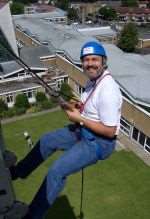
6, 94, 14, 103
144, 137, 150, 154
120, 117, 132, 137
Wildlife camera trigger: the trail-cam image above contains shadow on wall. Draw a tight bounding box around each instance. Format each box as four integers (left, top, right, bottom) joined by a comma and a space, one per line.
45, 195, 76, 219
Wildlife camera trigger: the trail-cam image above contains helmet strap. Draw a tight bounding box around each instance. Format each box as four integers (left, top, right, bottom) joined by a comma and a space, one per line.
91, 57, 107, 81
102, 57, 107, 70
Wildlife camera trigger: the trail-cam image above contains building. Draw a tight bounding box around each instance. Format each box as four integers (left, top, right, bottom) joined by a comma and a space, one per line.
116, 7, 150, 23
24, 2, 66, 20
13, 15, 96, 65
77, 25, 117, 43
138, 28, 150, 49
0, 46, 68, 108
70, 1, 100, 23
38, 0, 50, 4
2, 5, 150, 157
138, 1, 149, 8
70, 1, 121, 23
23, 6, 67, 23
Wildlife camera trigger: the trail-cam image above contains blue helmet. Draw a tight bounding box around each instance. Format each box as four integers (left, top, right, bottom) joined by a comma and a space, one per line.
80, 41, 107, 59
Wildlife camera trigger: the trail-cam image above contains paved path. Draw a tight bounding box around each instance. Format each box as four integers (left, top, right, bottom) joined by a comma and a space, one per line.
1, 106, 60, 124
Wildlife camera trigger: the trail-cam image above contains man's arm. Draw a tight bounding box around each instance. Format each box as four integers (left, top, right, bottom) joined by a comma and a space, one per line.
65, 108, 116, 138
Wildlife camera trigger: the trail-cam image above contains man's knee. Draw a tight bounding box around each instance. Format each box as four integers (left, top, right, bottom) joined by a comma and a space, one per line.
46, 166, 66, 198
39, 132, 57, 159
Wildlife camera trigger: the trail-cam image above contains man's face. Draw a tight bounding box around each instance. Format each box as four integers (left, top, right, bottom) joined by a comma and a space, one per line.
82, 55, 103, 79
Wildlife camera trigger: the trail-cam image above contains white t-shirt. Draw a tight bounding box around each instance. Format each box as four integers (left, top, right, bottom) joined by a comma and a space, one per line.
81, 70, 122, 135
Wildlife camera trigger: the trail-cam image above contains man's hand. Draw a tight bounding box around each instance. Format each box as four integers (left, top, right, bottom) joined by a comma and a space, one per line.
60, 100, 82, 111
65, 108, 82, 123
66, 108, 117, 138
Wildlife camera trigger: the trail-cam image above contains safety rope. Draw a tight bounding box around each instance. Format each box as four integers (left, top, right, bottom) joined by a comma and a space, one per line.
78, 168, 84, 219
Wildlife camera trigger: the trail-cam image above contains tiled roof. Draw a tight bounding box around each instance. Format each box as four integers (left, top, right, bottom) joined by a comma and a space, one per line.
115, 7, 150, 15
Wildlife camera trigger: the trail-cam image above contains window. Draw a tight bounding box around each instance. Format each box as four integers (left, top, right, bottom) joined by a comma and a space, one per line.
145, 137, 150, 154
132, 127, 139, 141
18, 72, 26, 77
139, 132, 146, 147
6, 94, 14, 103
27, 91, 33, 98
75, 83, 85, 96
57, 78, 64, 89
120, 117, 131, 136
132, 127, 149, 151
146, 137, 150, 147
145, 146, 150, 153
64, 77, 68, 83
24, 90, 34, 99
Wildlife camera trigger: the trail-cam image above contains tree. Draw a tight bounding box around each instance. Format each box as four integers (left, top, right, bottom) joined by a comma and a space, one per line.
55, 0, 69, 10
13, 0, 30, 4
99, 6, 117, 21
0, 99, 8, 112
67, 7, 79, 21
15, 94, 30, 109
10, 2, 24, 15
117, 23, 138, 52
121, 0, 138, 7
60, 83, 73, 101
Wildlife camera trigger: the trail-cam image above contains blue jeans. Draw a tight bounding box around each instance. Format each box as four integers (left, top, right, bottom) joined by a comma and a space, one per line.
40, 126, 116, 205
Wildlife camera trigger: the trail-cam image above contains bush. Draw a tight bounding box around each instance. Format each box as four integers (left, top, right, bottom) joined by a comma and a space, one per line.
0, 99, 8, 112
26, 106, 41, 114
36, 92, 47, 103
0, 111, 6, 119
2, 107, 26, 118
15, 94, 30, 110
67, 8, 79, 21
50, 96, 59, 106
60, 83, 74, 101
38, 100, 54, 110
99, 6, 117, 21
15, 107, 26, 115
3, 108, 16, 118
10, 2, 24, 15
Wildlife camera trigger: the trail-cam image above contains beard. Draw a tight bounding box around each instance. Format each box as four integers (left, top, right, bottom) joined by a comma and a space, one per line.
84, 65, 103, 79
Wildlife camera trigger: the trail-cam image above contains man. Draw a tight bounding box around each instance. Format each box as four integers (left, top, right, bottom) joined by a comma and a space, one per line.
10, 41, 122, 219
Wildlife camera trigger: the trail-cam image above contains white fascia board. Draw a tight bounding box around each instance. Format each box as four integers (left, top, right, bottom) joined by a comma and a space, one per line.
3, 68, 24, 78
0, 85, 41, 96
119, 84, 150, 108
30, 67, 48, 70
53, 74, 68, 80
78, 26, 111, 32
139, 38, 150, 41
40, 55, 56, 59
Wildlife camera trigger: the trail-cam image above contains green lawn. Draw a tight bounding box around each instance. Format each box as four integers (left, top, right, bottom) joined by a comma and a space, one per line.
2, 110, 150, 219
